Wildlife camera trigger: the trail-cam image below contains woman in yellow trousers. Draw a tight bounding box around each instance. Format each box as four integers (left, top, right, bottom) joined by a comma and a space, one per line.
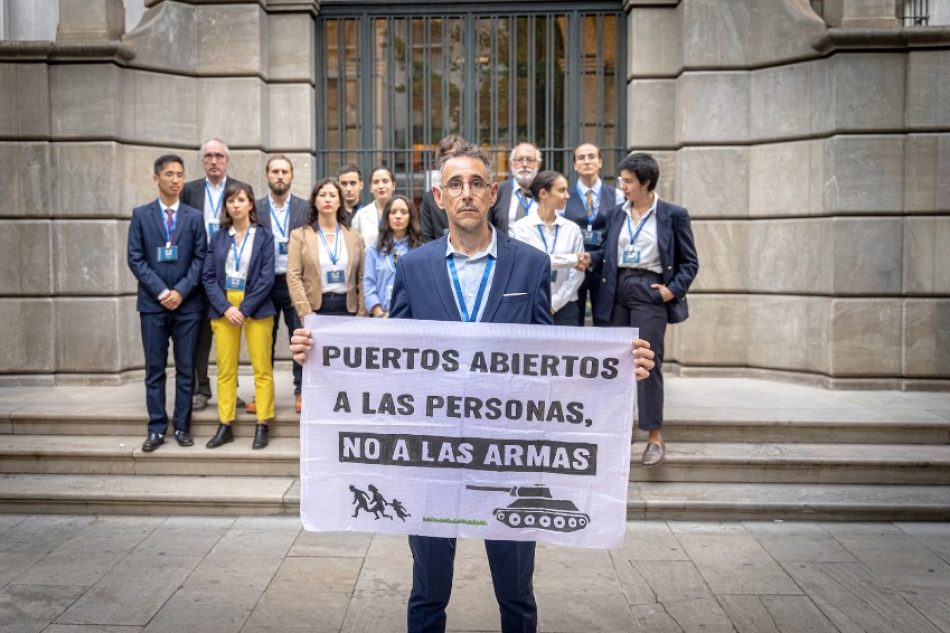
201, 183, 277, 449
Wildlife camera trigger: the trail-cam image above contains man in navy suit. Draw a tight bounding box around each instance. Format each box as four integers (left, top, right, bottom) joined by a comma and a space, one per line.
289, 142, 656, 633
247, 155, 310, 414
127, 155, 207, 452
180, 138, 249, 411
488, 142, 541, 236
563, 142, 625, 326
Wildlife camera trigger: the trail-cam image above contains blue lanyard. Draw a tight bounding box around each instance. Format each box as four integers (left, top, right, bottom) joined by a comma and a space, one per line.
317, 224, 341, 266
205, 183, 223, 216
386, 252, 398, 272
536, 224, 559, 254
231, 230, 250, 272
625, 209, 654, 248
448, 256, 494, 323
578, 183, 598, 224
516, 189, 533, 213
161, 205, 177, 245
269, 199, 290, 239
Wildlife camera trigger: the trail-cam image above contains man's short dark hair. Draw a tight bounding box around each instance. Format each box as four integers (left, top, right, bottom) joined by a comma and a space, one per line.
154, 154, 184, 175
573, 143, 601, 160
617, 152, 659, 192
337, 163, 362, 180
439, 140, 494, 181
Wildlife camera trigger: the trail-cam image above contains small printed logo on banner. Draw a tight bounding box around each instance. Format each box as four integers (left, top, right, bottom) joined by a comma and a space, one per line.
467, 484, 590, 533
349, 484, 411, 522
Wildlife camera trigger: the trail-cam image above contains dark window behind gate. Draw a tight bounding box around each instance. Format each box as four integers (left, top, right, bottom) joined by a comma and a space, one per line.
316, 3, 626, 205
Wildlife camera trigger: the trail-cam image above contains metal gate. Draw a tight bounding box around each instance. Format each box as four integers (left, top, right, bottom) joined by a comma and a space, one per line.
316, 2, 626, 203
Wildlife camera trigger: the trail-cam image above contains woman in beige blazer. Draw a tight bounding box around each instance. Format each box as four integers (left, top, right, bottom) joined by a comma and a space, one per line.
287, 179, 366, 319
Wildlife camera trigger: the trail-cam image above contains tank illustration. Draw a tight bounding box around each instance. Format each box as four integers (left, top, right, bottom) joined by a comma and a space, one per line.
466, 484, 590, 532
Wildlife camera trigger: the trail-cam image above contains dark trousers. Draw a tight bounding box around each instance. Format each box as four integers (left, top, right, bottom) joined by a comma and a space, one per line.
193, 300, 213, 398
140, 310, 202, 435
270, 274, 302, 394
553, 299, 580, 326
609, 268, 667, 431
316, 292, 352, 316
408, 536, 537, 633
575, 270, 606, 326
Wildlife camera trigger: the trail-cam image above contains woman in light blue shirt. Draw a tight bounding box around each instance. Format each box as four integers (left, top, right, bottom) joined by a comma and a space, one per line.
363, 194, 423, 317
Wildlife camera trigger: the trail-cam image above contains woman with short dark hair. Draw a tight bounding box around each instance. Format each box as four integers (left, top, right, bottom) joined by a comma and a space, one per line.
201, 182, 276, 450
592, 152, 699, 466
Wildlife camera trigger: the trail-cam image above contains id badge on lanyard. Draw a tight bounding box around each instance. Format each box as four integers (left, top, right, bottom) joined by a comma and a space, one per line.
582, 227, 603, 246
225, 276, 246, 291
277, 239, 289, 255
157, 245, 179, 262
326, 269, 345, 285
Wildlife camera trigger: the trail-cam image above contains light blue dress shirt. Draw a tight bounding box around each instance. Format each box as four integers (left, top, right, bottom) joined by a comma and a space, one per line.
364, 237, 411, 313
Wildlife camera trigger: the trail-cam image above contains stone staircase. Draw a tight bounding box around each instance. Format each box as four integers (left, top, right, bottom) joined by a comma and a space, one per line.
0, 376, 948, 520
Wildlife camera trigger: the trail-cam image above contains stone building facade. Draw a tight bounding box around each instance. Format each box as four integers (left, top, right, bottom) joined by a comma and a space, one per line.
0, 0, 947, 388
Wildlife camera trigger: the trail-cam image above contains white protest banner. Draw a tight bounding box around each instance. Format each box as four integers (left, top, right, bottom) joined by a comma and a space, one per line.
300, 314, 637, 549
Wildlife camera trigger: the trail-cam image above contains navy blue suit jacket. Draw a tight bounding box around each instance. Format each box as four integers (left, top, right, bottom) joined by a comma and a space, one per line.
563, 181, 623, 274
127, 200, 207, 314
256, 194, 309, 241
180, 176, 249, 222
201, 225, 277, 320
390, 231, 553, 325
591, 199, 699, 325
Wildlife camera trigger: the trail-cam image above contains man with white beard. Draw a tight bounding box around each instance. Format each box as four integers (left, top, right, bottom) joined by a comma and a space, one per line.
489, 142, 541, 236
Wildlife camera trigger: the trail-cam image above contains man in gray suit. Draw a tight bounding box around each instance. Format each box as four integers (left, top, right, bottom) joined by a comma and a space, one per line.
247, 155, 310, 414
180, 138, 248, 411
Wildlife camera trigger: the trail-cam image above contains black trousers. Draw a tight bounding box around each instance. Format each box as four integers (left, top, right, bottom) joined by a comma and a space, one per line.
141, 310, 202, 435
574, 269, 606, 326
315, 292, 352, 315
552, 300, 580, 326
609, 268, 667, 431
270, 274, 302, 394
408, 535, 537, 633
193, 301, 213, 398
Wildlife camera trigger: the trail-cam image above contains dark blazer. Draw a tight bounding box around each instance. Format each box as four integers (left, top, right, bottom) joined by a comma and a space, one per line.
591, 199, 699, 325
563, 181, 623, 275
390, 232, 553, 325
201, 225, 277, 320
419, 191, 449, 243
180, 176, 249, 224
127, 200, 207, 314
256, 194, 310, 245
488, 179, 516, 236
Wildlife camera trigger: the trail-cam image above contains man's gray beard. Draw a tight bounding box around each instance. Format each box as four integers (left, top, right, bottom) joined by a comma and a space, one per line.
515, 171, 536, 188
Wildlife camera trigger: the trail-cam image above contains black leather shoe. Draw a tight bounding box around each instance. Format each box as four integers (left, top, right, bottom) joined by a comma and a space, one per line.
206, 424, 234, 449
174, 429, 194, 447
142, 433, 164, 452
252, 424, 269, 450
192, 393, 209, 411
236, 396, 247, 409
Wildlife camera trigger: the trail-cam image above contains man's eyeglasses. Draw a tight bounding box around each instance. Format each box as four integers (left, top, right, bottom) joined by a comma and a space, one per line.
444, 178, 489, 198
512, 156, 538, 166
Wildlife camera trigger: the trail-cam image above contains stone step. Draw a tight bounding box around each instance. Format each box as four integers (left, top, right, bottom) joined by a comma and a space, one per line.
0, 435, 300, 477
0, 474, 297, 516
630, 442, 950, 485
6, 409, 950, 445
3, 435, 950, 485
626, 481, 950, 521
1, 474, 947, 522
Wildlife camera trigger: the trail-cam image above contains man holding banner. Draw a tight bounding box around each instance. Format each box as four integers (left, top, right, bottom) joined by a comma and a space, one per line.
290, 141, 655, 633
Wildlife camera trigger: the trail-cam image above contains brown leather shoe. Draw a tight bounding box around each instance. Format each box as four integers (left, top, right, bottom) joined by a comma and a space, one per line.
245, 400, 257, 414
641, 441, 665, 467
295, 393, 302, 414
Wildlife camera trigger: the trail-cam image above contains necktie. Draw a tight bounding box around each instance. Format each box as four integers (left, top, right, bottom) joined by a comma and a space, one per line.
585, 190, 594, 215
165, 209, 174, 235
516, 189, 530, 219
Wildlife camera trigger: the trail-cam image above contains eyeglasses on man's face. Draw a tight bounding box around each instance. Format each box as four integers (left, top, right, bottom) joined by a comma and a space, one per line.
444, 178, 489, 198
512, 156, 538, 166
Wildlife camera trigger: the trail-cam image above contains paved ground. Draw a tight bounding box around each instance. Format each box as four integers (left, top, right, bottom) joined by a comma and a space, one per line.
1, 514, 949, 632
